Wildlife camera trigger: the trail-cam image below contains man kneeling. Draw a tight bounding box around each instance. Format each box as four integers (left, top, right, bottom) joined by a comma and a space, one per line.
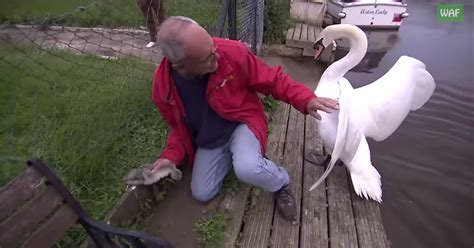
150, 16, 339, 221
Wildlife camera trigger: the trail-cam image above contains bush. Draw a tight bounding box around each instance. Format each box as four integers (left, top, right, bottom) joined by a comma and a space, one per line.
264, 0, 292, 44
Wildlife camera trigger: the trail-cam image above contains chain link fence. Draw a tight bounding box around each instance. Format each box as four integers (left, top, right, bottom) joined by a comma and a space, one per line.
234, 0, 265, 54
0, 0, 270, 246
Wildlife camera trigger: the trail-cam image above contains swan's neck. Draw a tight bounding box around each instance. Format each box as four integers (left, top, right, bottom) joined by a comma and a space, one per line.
320, 27, 367, 83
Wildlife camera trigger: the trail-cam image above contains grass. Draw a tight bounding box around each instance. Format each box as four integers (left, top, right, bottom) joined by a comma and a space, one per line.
0, 0, 222, 30
264, 0, 294, 44
262, 95, 279, 121
0, 40, 168, 246
195, 210, 232, 248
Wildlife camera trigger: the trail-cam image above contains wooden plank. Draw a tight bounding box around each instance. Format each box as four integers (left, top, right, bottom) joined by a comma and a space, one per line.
0, 186, 63, 247
327, 166, 358, 248
314, 26, 323, 38
308, 24, 316, 42
21, 204, 78, 248
285, 26, 300, 48
350, 187, 390, 248
303, 26, 326, 57
300, 116, 329, 248
218, 185, 251, 248
238, 188, 273, 248
287, 23, 321, 49
301, 24, 309, 42
270, 107, 305, 248
286, 27, 295, 43
239, 103, 290, 248
0, 167, 45, 221
292, 23, 303, 41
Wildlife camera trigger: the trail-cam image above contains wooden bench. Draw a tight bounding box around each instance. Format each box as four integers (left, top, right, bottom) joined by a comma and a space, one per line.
0, 159, 173, 248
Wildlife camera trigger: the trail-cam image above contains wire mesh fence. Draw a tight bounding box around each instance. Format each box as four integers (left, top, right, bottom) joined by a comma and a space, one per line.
234, 0, 265, 54
0, 0, 268, 246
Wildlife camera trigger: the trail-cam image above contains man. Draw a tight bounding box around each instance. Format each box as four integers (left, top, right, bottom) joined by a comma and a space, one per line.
150, 16, 339, 221
136, 0, 165, 48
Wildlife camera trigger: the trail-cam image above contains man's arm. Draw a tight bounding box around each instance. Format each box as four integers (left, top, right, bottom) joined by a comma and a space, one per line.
151, 78, 186, 167
244, 49, 317, 114
159, 126, 185, 166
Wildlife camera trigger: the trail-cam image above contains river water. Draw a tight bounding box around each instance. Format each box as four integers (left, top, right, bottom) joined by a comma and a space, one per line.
331, 0, 473, 247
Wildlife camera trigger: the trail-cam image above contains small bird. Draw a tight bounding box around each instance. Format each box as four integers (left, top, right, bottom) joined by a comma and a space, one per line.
124, 163, 182, 185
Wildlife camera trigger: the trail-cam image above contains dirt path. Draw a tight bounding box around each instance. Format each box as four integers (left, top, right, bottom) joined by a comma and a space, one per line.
144, 165, 222, 248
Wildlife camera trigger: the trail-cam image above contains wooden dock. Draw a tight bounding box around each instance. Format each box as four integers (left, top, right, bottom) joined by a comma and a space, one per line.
285, 1, 335, 58
286, 22, 323, 57
286, 0, 326, 57
219, 103, 391, 248
144, 100, 391, 248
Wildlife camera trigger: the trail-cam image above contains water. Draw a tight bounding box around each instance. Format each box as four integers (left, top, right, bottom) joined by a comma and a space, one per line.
333, 1, 473, 247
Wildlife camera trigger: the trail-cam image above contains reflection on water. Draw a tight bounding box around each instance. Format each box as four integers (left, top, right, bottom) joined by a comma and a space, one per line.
332, 29, 400, 73
325, 0, 474, 247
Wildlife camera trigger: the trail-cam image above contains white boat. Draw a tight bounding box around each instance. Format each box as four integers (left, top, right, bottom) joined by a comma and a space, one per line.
326, 0, 410, 29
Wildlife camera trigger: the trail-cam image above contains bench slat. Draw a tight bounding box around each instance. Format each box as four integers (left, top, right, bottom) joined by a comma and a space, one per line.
0, 186, 63, 247
0, 167, 45, 221
21, 204, 78, 248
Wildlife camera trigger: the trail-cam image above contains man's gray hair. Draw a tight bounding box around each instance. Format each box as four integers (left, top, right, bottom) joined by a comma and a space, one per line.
158, 16, 199, 63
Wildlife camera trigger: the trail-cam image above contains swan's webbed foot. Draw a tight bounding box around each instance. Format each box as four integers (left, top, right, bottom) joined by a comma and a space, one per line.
305, 147, 331, 167
305, 147, 345, 167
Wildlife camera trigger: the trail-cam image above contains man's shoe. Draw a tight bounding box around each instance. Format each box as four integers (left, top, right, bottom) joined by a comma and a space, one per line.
274, 184, 297, 221
146, 41, 155, 48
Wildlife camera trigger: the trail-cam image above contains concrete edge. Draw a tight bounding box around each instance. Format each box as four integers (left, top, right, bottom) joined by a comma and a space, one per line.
262, 44, 304, 58
79, 184, 162, 248
13, 24, 149, 35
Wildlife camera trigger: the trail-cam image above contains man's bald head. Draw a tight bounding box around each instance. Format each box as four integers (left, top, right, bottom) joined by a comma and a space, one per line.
158, 16, 218, 77
158, 16, 207, 63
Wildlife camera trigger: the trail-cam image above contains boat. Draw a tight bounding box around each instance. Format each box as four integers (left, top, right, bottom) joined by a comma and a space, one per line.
326, 0, 410, 29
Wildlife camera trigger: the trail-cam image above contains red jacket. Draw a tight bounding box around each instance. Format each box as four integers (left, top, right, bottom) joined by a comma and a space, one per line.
151, 38, 317, 167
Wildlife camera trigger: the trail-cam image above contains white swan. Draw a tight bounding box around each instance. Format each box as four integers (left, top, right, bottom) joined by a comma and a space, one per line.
309, 24, 436, 202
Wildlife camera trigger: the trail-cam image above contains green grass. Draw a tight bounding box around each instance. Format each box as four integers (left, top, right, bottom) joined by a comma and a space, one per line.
0, 40, 168, 245
0, 0, 222, 29
262, 95, 279, 120
195, 210, 231, 248
264, 0, 293, 44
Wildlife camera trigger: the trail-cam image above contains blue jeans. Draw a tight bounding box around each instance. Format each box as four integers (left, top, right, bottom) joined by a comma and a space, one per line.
191, 124, 290, 202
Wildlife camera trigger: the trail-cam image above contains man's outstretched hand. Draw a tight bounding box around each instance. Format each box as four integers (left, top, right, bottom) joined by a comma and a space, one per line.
150, 158, 176, 173
306, 97, 339, 120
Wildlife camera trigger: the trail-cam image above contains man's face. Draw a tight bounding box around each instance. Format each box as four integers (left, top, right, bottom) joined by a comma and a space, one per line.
172, 29, 219, 77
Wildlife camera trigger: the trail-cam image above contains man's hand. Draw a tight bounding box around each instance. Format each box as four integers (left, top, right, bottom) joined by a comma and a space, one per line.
306, 97, 339, 120
150, 158, 176, 173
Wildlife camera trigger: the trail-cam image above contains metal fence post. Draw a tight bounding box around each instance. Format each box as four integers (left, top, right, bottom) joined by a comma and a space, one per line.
257, 0, 264, 55
252, 0, 258, 54
228, 0, 237, 40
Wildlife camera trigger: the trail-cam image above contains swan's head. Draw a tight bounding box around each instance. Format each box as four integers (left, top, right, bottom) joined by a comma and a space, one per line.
313, 24, 367, 60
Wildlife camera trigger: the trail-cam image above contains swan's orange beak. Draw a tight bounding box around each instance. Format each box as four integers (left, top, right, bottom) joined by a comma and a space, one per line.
314, 45, 323, 60
313, 38, 325, 61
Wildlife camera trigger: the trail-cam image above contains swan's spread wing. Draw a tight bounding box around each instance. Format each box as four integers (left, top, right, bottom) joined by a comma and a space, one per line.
351, 56, 436, 141
310, 81, 363, 191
